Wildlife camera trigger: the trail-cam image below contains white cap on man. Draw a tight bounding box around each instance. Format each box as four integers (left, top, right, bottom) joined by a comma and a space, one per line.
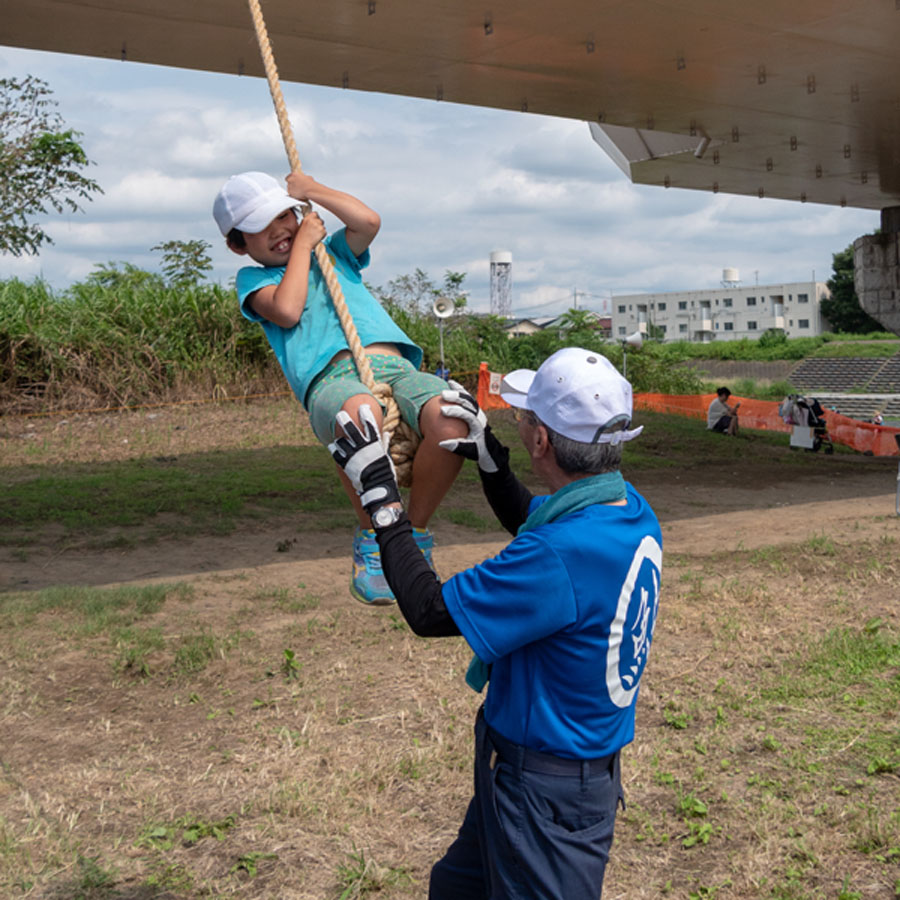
499, 347, 643, 445
213, 171, 299, 236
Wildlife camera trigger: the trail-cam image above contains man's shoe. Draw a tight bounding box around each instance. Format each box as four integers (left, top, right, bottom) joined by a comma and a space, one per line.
350, 528, 396, 606
413, 527, 435, 568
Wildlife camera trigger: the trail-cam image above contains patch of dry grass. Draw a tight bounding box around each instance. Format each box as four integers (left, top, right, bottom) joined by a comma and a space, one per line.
0, 396, 314, 468
1, 535, 898, 899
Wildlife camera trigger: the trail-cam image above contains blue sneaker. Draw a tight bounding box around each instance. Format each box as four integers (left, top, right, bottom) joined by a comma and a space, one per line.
350, 528, 396, 606
413, 527, 435, 568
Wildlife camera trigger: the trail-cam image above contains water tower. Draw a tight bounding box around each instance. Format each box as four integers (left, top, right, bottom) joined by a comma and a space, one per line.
721, 267, 741, 288
490, 251, 512, 317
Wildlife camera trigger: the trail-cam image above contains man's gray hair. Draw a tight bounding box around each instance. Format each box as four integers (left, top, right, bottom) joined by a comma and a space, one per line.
529, 411, 623, 474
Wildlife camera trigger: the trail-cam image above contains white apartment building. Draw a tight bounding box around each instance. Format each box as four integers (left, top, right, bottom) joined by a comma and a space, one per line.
610, 276, 831, 343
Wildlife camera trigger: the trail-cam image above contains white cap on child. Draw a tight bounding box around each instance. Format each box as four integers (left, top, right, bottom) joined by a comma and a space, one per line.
213, 171, 299, 236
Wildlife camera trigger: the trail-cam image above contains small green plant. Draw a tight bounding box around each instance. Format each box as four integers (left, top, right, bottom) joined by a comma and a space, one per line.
230, 851, 278, 877
282, 648, 301, 680
678, 795, 709, 819
136, 814, 236, 850
336, 846, 411, 899
144, 862, 194, 892
682, 821, 713, 848
836, 878, 862, 900
664, 706, 691, 730
181, 814, 236, 845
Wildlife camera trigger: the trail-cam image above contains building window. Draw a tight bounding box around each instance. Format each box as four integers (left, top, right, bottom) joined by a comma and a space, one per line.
658, 324, 667, 334
747, 296, 757, 306
798, 319, 809, 328
678, 301, 687, 310
747, 321, 757, 330
617, 305, 626, 314
724, 322, 734, 331
618, 326, 627, 335
658, 302, 666, 311
798, 293, 809, 303
679, 323, 688, 333
715, 322, 720, 330
723, 298, 733, 308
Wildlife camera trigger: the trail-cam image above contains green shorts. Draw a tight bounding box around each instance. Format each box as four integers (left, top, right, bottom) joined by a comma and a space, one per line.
307, 354, 449, 444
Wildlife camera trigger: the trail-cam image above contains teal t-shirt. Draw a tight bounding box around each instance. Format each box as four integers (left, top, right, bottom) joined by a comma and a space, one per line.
236, 227, 422, 408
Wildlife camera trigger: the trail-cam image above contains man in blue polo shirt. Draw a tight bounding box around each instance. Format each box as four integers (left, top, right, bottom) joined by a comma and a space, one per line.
330, 347, 663, 899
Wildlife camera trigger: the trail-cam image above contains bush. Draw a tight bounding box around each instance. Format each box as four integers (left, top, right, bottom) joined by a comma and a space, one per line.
0, 275, 277, 412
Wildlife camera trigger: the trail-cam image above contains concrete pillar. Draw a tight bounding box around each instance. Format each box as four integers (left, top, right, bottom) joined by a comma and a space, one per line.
853, 206, 900, 336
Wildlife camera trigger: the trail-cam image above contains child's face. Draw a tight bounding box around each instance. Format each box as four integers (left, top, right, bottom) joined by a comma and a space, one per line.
240, 209, 300, 267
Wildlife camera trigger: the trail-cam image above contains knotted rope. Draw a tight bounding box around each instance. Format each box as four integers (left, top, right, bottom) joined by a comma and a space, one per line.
246, 0, 419, 485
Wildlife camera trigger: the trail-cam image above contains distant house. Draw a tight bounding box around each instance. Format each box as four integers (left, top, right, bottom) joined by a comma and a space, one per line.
502, 311, 611, 338
503, 316, 555, 337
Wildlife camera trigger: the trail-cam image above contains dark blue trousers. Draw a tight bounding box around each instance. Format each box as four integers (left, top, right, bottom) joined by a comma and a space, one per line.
429, 708, 622, 900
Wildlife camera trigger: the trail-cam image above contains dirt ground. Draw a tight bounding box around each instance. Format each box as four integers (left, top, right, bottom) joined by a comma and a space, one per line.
2, 401, 900, 899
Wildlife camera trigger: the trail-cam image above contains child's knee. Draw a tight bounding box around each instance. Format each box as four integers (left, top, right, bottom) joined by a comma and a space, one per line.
339, 394, 383, 432
419, 396, 467, 440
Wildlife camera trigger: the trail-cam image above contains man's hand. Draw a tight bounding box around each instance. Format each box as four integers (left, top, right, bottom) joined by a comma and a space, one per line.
328, 405, 401, 516
438, 380, 506, 474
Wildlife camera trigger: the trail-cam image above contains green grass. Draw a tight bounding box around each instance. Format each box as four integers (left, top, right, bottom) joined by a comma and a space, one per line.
0, 411, 873, 553
0, 446, 351, 546
0, 583, 190, 631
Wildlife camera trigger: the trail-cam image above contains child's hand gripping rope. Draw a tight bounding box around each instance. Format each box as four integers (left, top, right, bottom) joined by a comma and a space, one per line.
328, 405, 401, 516
438, 380, 507, 474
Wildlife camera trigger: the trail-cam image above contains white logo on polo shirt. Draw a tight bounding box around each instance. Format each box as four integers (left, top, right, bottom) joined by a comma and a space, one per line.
606, 535, 662, 708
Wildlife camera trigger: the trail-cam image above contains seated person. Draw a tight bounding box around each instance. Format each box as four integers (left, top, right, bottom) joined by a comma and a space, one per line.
707, 386, 740, 435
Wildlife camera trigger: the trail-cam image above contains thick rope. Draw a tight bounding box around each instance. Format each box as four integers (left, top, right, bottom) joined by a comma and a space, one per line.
246, 0, 419, 485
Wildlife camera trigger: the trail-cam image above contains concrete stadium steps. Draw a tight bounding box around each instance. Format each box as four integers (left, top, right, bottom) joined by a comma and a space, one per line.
867, 356, 900, 392
788, 357, 889, 392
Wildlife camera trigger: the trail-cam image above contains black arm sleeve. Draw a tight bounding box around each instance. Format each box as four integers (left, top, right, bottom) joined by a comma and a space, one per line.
376, 515, 461, 638
477, 443, 533, 535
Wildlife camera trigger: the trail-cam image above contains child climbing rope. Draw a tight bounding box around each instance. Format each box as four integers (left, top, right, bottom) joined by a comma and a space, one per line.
213, 170, 466, 604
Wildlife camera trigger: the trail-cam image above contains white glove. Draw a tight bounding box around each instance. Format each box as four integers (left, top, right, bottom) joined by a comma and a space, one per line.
438, 380, 504, 474
328, 405, 401, 514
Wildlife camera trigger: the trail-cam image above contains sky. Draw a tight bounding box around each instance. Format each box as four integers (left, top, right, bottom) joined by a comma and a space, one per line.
0, 44, 881, 317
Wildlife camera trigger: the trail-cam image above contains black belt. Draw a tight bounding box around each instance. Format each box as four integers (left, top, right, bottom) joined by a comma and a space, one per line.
486, 720, 616, 779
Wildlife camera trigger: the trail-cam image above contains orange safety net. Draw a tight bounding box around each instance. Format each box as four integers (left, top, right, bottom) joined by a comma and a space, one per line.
636, 393, 900, 457
478, 364, 900, 456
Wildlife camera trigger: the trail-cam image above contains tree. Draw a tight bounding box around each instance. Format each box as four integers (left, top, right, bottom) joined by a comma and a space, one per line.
152, 240, 213, 287
0, 76, 102, 256
84, 262, 164, 292
821, 244, 884, 334
373, 268, 468, 315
